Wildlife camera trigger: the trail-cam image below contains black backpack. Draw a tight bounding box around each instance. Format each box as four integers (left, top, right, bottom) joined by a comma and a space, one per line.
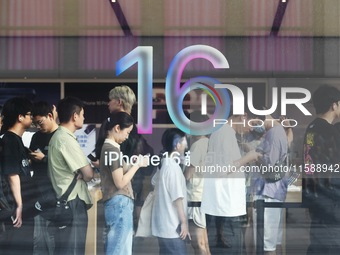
0, 137, 15, 222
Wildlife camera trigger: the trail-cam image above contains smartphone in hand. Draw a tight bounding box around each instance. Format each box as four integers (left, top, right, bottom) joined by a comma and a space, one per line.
87, 153, 97, 161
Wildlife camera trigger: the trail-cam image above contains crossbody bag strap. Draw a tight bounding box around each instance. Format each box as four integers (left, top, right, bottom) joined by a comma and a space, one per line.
59, 174, 78, 201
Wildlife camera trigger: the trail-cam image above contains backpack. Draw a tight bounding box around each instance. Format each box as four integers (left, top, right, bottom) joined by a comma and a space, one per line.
0, 137, 15, 222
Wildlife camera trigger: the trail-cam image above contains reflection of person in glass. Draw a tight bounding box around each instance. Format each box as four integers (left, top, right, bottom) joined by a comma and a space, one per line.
303, 85, 340, 255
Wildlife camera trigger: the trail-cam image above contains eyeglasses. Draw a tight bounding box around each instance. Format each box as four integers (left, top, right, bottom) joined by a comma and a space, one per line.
33, 117, 47, 127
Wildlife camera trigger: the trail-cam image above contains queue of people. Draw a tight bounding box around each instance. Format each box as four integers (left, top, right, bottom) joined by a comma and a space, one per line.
0, 83, 340, 255
0, 96, 95, 255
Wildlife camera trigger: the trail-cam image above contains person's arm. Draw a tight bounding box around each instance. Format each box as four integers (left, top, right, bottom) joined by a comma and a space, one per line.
78, 164, 94, 182
174, 198, 190, 241
184, 165, 195, 181
8, 174, 22, 228
29, 135, 46, 162
30, 151, 46, 162
112, 156, 149, 190
286, 127, 294, 148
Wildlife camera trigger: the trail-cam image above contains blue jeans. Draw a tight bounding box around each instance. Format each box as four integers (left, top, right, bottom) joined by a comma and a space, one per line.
158, 237, 188, 255
104, 195, 134, 255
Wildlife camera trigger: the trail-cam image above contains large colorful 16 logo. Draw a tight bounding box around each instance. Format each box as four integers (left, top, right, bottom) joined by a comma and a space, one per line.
116, 45, 230, 135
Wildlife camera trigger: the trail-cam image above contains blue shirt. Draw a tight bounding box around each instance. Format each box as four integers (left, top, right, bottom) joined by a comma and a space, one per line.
253, 125, 289, 201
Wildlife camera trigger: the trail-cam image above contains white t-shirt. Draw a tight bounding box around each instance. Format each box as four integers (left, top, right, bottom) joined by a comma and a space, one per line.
201, 124, 246, 217
187, 137, 209, 202
152, 157, 188, 238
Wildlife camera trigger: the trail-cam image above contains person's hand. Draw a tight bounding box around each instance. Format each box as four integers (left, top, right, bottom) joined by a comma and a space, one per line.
13, 205, 23, 228
179, 222, 191, 241
30, 151, 45, 161
138, 154, 150, 168
91, 160, 100, 168
247, 150, 262, 162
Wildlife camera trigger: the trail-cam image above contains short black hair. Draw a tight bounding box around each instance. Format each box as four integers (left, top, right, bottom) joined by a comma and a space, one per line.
1, 97, 32, 134
57, 97, 83, 124
161, 128, 186, 153
32, 101, 54, 117
312, 85, 340, 114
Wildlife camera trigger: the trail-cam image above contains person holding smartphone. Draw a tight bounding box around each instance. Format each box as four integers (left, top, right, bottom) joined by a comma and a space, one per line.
29, 101, 59, 255
98, 111, 149, 255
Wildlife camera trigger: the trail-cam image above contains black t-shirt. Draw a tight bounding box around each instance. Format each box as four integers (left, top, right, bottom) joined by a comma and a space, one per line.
1, 131, 37, 217
304, 118, 340, 167
303, 118, 340, 213
29, 130, 56, 191
30, 131, 55, 179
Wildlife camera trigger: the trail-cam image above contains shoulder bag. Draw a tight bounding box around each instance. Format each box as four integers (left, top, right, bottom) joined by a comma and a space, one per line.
38, 174, 78, 229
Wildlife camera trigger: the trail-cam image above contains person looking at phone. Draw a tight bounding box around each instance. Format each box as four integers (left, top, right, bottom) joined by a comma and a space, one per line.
98, 111, 149, 255
29, 101, 58, 255
95, 85, 154, 231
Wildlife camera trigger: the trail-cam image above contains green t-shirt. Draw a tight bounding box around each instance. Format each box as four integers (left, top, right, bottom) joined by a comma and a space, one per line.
48, 126, 92, 206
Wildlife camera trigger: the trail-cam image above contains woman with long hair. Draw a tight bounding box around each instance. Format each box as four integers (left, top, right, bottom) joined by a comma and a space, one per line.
99, 111, 148, 255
